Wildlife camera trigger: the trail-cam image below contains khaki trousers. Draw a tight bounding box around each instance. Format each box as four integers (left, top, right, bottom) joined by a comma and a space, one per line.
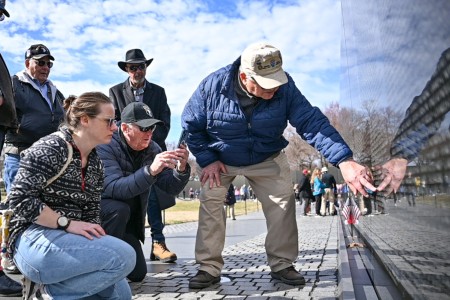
195, 152, 298, 277
321, 188, 335, 215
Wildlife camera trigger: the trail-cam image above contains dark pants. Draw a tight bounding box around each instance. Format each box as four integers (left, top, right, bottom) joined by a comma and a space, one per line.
315, 195, 322, 215
363, 196, 372, 215
302, 197, 311, 215
101, 199, 146, 282
147, 187, 165, 242
406, 192, 416, 206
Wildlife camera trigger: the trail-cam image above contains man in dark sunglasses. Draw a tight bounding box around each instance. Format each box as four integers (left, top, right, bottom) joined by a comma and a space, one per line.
110, 48, 171, 151
109, 49, 174, 266
3, 43, 65, 195
97, 102, 190, 282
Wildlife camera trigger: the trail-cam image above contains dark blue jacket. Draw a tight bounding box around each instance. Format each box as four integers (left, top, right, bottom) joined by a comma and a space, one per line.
182, 57, 353, 168
5, 71, 64, 148
97, 129, 190, 242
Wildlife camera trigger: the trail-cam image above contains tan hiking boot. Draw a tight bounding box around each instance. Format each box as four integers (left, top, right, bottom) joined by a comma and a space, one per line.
150, 241, 177, 263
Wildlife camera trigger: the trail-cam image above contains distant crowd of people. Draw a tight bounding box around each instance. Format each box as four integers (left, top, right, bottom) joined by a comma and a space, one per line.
294, 167, 339, 217
294, 165, 396, 218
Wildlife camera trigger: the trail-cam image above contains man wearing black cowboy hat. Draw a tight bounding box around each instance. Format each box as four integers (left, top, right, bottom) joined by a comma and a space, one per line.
109, 49, 176, 265
110, 49, 170, 151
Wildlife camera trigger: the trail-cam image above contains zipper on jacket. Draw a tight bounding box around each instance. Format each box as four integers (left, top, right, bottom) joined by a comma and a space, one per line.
247, 122, 254, 164
81, 166, 86, 192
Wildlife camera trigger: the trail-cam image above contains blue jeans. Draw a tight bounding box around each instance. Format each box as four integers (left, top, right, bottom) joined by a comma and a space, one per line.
3, 153, 20, 194
147, 187, 164, 242
14, 224, 136, 300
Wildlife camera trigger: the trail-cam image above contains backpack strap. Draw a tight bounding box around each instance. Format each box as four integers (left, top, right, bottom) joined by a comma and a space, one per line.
46, 132, 73, 187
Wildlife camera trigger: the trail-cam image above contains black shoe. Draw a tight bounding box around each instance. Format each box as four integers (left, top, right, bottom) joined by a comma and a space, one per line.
270, 266, 306, 286
0, 270, 22, 296
189, 270, 220, 289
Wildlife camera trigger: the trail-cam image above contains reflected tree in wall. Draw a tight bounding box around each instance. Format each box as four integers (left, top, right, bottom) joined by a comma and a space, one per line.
284, 125, 320, 171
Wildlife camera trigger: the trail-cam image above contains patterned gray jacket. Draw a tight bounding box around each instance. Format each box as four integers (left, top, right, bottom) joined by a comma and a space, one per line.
7, 126, 104, 256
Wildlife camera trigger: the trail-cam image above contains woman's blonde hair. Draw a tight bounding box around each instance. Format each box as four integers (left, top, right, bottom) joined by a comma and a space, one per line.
310, 168, 322, 184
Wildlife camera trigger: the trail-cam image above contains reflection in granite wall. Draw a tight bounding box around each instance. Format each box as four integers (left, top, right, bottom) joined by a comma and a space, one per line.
341, 0, 450, 299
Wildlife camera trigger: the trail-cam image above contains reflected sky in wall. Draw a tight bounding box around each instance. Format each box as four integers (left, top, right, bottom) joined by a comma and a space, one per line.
340, 0, 450, 112
340, 1, 450, 299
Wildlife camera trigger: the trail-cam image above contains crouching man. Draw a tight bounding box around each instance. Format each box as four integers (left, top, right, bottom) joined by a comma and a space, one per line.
97, 102, 190, 282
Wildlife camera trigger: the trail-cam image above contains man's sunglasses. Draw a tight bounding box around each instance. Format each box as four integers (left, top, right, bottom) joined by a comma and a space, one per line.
127, 63, 146, 72
136, 124, 156, 132
33, 59, 53, 68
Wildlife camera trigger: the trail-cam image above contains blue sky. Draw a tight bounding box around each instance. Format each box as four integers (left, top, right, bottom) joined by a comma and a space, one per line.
1, 0, 341, 143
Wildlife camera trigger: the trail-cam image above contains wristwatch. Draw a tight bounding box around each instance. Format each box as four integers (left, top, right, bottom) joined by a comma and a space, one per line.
57, 216, 71, 231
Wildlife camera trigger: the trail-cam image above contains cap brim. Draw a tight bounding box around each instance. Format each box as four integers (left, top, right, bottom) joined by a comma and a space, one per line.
134, 119, 163, 128
31, 54, 55, 61
252, 69, 288, 89
118, 58, 153, 72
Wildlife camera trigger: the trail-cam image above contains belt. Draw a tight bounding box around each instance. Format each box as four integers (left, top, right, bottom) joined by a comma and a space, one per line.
4, 143, 29, 155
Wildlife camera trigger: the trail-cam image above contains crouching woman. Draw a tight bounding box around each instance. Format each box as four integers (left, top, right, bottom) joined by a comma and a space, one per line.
7, 92, 136, 299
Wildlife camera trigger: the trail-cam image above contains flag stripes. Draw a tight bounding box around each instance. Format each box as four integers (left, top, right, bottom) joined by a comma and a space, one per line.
341, 197, 361, 224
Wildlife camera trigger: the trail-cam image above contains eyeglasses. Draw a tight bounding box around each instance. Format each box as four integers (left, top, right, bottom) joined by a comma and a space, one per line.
127, 63, 146, 72
32, 59, 53, 68
135, 124, 156, 132
96, 117, 117, 128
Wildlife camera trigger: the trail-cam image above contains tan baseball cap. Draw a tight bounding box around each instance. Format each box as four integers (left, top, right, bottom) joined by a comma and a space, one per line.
240, 43, 288, 89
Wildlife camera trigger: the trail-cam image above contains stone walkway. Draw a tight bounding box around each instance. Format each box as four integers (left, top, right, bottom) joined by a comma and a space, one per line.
131, 206, 342, 299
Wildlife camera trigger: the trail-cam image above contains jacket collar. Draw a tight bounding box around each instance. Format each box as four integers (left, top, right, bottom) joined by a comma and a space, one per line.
220, 57, 241, 97
16, 70, 55, 90
16, 70, 57, 99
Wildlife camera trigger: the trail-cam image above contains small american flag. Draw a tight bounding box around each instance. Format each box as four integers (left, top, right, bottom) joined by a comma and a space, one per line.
341, 197, 361, 225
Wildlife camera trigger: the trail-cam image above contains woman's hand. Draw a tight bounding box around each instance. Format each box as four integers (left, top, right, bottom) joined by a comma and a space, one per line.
65, 220, 106, 240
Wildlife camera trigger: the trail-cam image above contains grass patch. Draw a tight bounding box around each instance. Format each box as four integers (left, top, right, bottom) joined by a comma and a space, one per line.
162, 198, 262, 225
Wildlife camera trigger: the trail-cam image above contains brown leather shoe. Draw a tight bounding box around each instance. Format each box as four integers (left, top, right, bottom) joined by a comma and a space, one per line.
150, 241, 177, 263
270, 266, 306, 285
189, 270, 220, 289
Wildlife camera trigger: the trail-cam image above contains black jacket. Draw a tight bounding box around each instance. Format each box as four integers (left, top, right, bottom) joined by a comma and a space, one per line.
322, 172, 337, 190
298, 174, 313, 200
225, 184, 236, 205
5, 71, 64, 148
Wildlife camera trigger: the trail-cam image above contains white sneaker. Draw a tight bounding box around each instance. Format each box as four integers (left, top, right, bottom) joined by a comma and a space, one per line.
22, 278, 53, 300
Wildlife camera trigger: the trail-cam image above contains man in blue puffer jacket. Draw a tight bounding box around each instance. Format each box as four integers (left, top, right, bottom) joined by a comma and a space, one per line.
182, 42, 376, 289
